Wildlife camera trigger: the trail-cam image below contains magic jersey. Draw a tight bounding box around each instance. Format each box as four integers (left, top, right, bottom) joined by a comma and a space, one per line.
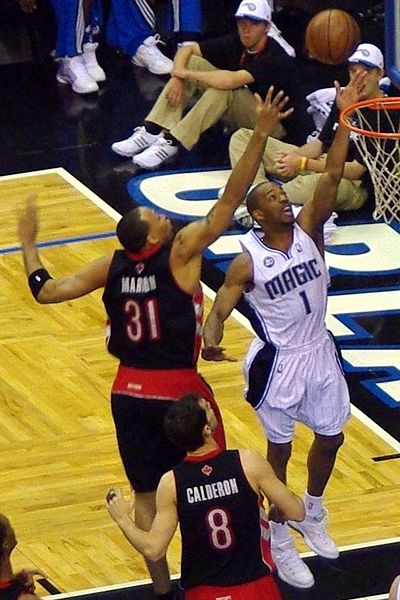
174, 449, 272, 590
102, 243, 203, 369
240, 223, 330, 349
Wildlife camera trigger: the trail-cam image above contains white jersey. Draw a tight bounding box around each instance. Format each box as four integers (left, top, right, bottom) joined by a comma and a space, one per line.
240, 223, 330, 349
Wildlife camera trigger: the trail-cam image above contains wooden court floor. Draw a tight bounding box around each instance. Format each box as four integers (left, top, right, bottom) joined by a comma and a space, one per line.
1, 169, 399, 596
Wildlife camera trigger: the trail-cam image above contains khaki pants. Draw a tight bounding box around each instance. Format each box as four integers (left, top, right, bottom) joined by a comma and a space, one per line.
229, 127, 368, 210
146, 56, 284, 150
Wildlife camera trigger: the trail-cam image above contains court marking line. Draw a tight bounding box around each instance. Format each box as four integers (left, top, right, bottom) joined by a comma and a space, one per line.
0, 232, 116, 255
2, 168, 398, 598
41, 535, 399, 598
5, 166, 400, 454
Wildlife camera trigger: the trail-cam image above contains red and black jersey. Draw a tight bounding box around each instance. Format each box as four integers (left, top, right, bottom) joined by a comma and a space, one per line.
173, 449, 272, 590
102, 244, 203, 369
0, 579, 26, 600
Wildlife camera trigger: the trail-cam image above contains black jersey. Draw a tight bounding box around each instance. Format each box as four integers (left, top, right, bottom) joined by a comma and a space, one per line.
173, 449, 271, 590
0, 579, 26, 600
102, 243, 203, 369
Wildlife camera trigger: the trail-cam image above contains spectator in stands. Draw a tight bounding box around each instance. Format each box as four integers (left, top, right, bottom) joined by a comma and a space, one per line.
0, 513, 43, 600
111, 0, 308, 168
228, 43, 385, 218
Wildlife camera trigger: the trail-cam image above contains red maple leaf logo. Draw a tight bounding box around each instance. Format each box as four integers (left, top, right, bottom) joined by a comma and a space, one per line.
135, 262, 145, 274
202, 465, 213, 476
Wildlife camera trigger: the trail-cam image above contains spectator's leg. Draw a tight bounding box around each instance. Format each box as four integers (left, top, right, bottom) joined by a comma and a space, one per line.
170, 0, 202, 43
107, 0, 154, 56
229, 129, 299, 186
145, 55, 214, 138
48, 0, 84, 57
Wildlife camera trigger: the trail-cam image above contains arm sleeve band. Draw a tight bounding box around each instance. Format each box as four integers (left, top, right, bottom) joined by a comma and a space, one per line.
28, 268, 53, 300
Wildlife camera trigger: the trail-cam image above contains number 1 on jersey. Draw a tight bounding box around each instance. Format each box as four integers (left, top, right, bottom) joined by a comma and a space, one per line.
299, 290, 312, 315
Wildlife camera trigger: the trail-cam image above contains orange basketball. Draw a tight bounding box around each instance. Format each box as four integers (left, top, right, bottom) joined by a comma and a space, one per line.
305, 9, 361, 65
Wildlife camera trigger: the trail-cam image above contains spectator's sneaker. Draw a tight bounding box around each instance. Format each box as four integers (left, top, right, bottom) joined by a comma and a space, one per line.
82, 42, 106, 82
56, 55, 99, 94
288, 509, 339, 559
111, 127, 163, 157
133, 138, 178, 169
234, 205, 254, 228
131, 35, 173, 75
271, 537, 315, 589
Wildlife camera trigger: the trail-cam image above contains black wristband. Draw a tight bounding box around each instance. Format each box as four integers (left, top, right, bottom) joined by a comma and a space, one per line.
28, 268, 53, 300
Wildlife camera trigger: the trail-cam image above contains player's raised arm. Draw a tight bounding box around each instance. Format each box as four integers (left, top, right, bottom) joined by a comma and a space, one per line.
298, 70, 367, 243
172, 87, 293, 263
202, 253, 252, 362
17, 196, 111, 303
106, 473, 178, 562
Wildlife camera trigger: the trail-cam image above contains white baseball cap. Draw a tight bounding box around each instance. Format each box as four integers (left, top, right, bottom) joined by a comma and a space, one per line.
235, 0, 272, 23
348, 43, 384, 69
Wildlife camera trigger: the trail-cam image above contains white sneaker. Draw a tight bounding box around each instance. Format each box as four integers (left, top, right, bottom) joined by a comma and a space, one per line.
234, 205, 254, 228
288, 509, 339, 559
271, 537, 315, 589
133, 138, 178, 169
82, 42, 106, 82
111, 126, 163, 157
131, 35, 173, 75
56, 55, 99, 94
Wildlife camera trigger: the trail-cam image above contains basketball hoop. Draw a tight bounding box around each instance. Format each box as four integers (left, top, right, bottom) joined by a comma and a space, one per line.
339, 96, 400, 224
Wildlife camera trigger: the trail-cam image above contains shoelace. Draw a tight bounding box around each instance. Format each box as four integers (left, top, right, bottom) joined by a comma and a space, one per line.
149, 34, 166, 48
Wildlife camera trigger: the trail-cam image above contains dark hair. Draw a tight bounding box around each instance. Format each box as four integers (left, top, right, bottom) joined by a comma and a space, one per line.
116, 208, 149, 252
246, 181, 269, 215
164, 394, 208, 452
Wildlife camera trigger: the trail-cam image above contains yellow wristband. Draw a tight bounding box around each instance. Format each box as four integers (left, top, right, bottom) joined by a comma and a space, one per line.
299, 156, 308, 171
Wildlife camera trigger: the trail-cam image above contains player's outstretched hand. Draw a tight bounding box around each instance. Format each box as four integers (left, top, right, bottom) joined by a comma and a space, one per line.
268, 503, 287, 524
201, 345, 237, 362
17, 195, 39, 246
335, 69, 367, 112
14, 568, 47, 593
106, 487, 134, 525
254, 86, 294, 136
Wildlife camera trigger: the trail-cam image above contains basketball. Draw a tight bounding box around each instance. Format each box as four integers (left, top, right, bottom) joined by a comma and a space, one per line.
305, 9, 361, 65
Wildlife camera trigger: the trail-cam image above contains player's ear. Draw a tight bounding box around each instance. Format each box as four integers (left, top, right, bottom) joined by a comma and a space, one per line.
252, 207, 263, 224
203, 424, 212, 438
146, 230, 159, 246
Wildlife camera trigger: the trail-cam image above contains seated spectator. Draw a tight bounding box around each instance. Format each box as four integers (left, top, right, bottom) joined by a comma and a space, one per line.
0, 513, 43, 599
46, 0, 105, 94
228, 43, 385, 215
111, 0, 309, 168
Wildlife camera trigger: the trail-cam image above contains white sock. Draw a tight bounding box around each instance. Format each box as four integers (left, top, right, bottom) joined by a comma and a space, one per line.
270, 521, 291, 543
304, 491, 323, 517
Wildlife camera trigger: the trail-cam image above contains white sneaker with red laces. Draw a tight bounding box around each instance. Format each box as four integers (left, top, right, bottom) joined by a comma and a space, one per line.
131, 35, 173, 75
133, 138, 178, 169
271, 537, 315, 589
288, 508, 339, 559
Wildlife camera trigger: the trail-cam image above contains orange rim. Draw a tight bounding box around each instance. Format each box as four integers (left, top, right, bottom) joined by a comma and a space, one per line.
339, 96, 400, 139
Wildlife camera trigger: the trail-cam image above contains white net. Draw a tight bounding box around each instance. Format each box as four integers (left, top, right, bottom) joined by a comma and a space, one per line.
347, 103, 400, 224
